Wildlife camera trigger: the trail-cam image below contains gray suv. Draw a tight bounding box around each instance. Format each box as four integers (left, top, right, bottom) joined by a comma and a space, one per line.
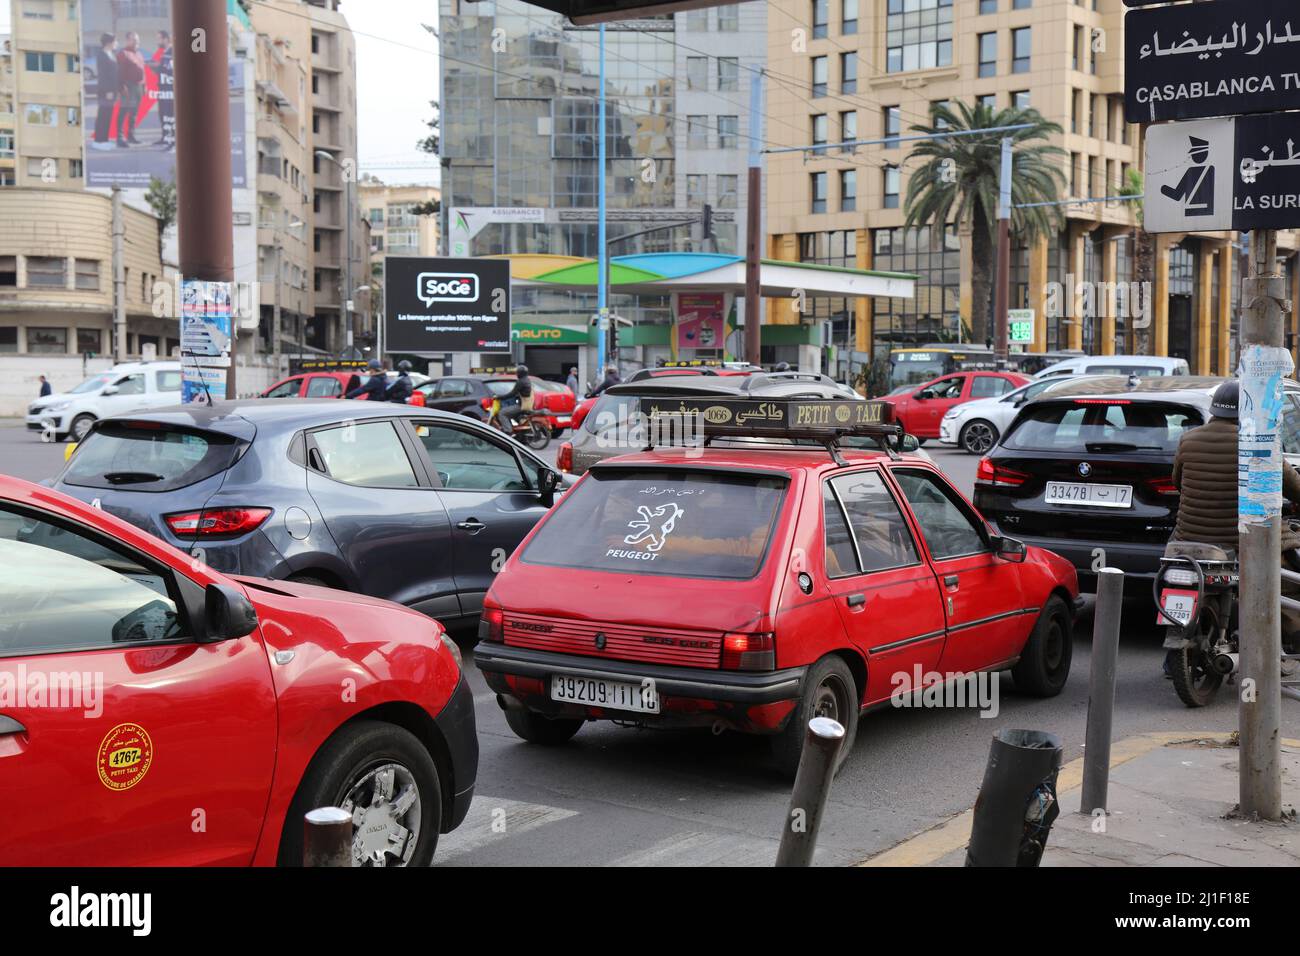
565, 371, 863, 476
50, 399, 566, 628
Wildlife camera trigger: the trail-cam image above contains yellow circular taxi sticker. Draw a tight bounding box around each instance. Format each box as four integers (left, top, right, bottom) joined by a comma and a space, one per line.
97, 723, 153, 791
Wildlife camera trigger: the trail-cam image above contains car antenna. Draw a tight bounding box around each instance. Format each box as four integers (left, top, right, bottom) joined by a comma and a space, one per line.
181, 348, 215, 407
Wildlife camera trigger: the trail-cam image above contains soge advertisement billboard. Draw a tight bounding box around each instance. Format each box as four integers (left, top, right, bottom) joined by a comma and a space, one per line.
384, 258, 512, 353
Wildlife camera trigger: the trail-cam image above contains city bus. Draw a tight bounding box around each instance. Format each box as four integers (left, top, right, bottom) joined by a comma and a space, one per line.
888, 346, 1083, 392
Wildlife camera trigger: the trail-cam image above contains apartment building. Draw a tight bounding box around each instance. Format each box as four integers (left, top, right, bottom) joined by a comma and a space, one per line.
360, 179, 438, 321
7, 0, 84, 190
764, 0, 1299, 378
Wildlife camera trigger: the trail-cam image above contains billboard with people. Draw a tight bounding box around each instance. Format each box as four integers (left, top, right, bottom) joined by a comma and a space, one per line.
81, 0, 246, 189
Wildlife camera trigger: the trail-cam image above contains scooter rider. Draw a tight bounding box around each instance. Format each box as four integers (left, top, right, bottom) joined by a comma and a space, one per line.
588, 365, 622, 397
346, 360, 388, 401
498, 364, 534, 429
386, 360, 414, 404
1169, 380, 1300, 674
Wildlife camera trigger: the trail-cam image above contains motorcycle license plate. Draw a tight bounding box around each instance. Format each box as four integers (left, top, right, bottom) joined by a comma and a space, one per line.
1157, 588, 1198, 626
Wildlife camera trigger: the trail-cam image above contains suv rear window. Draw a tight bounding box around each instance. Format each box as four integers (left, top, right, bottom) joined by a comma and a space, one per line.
1004, 401, 1201, 454
521, 469, 787, 580
582, 393, 636, 434
62, 422, 245, 491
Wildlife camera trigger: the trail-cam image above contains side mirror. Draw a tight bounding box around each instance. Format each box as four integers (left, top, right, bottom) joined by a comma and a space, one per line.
914, 391, 930, 401
538, 467, 561, 505
204, 583, 258, 642
101, 385, 119, 395
991, 535, 1028, 564
892, 433, 920, 453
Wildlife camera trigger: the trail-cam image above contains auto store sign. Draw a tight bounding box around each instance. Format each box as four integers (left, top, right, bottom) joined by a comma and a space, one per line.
384, 257, 511, 353
1125, 0, 1300, 124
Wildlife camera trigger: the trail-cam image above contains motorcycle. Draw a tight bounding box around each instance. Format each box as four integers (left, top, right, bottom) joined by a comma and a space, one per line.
488, 398, 551, 451
1154, 542, 1239, 707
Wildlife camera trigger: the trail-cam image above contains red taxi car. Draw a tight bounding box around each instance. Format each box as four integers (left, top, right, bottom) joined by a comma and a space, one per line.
0, 475, 476, 866
475, 397, 1079, 774
885, 370, 1030, 441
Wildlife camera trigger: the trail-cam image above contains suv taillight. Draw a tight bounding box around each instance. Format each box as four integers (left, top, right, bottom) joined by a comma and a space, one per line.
557, 441, 573, 474
721, 631, 775, 671
164, 507, 271, 539
480, 606, 504, 643
976, 458, 1028, 487
1147, 476, 1179, 496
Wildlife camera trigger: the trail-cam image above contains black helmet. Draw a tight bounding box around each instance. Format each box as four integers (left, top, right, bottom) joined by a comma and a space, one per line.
367, 359, 382, 371
1210, 380, 1239, 419
516, 364, 528, 376
775, 362, 791, 372
397, 360, 412, 372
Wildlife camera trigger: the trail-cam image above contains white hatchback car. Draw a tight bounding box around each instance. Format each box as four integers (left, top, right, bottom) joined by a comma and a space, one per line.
1033, 355, 1189, 378
939, 375, 1124, 454
25, 361, 183, 442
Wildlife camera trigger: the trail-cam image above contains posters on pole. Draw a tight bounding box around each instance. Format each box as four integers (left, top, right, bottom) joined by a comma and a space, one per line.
384, 257, 512, 353
675, 293, 727, 352
1237, 344, 1295, 530
80, 0, 246, 189
180, 280, 233, 404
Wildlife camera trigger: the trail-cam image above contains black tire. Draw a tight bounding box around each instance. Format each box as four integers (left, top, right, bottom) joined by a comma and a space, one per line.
770, 655, 859, 778
69, 413, 96, 442
959, 419, 999, 455
503, 707, 583, 745
279, 720, 442, 867
1011, 595, 1073, 697
1169, 644, 1223, 708
524, 421, 551, 450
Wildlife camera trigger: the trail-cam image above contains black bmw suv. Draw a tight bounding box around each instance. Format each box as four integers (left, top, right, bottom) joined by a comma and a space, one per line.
974, 376, 1225, 594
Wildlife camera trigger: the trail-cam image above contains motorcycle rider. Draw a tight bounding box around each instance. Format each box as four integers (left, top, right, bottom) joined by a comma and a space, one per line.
386, 360, 414, 404
497, 364, 534, 429
588, 365, 622, 397
1169, 379, 1300, 675
345, 360, 388, 401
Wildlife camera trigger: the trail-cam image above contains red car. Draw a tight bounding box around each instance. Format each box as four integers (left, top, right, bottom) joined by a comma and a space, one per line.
475, 396, 1079, 774
885, 371, 1030, 441
0, 476, 477, 866
262, 370, 364, 400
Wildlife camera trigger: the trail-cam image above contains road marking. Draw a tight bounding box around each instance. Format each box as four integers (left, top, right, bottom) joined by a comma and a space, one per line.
856, 732, 1300, 867
435, 795, 578, 864
606, 829, 779, 867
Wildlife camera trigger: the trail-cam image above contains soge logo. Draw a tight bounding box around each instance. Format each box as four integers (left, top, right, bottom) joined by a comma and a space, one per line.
417, 272, 478, 307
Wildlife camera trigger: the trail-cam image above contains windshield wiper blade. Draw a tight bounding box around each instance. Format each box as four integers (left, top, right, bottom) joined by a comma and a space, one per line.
102, 471, 165, 484
1083, 442, 1161, 453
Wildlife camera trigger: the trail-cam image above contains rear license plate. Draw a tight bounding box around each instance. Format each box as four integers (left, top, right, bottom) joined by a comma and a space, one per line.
1045, 481, 1133, 508
1157, 588, 1198, 626
550, 674, 660, 713
556, 417, 571, 426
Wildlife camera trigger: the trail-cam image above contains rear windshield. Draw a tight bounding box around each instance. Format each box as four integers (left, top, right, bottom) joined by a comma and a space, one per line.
521, 469, 788, 580
62, 422, 245, 491
1004, 401, 1202, 454
485, 380, 515, 396
582, 393, 637, 434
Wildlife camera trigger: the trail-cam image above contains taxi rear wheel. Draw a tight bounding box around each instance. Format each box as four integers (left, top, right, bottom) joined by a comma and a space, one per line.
1011, 596, 1073, 697
771, 656, 859, 778
503, 707, 584, 745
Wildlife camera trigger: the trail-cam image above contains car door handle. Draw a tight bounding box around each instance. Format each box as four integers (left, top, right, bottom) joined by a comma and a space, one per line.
944, 575, 959, 588
845, 593, 866, 608
0, 716, 26, 736
457, 519, 486, 534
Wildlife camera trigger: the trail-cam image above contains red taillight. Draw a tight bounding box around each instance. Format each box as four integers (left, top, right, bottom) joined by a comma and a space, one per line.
1147, 475, 1179, 496
571, 402, 592, 431
721, 631, 775, 671
557, 440, 573, 474
1074, 399, 1131, 405
976, 458, 1028, 487
481, 606, 504, 642
163, 507, 271, 539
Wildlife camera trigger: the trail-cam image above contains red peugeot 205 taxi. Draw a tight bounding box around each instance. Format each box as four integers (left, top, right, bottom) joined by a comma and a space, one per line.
475, 396, 1079, 774
0, 475, 476, 866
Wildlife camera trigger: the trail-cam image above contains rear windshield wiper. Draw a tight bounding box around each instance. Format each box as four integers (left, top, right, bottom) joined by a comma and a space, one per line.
1083, 442, 1162, 453
102, 471, 166, 485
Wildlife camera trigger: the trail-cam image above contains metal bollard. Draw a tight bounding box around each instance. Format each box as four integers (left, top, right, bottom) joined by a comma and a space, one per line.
1081, 567, 1124, 816
965, 729, 1063, 867
775, 717, 845, 867
303, 806, 353, 867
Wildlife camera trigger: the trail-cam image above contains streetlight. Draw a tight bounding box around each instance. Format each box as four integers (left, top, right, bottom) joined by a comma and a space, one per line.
315, 149, 354, 357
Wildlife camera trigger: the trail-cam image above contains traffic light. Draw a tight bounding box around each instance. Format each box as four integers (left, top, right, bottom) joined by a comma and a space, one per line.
701, 203, 713, 242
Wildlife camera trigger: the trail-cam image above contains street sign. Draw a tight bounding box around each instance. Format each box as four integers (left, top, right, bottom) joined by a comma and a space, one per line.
1008, 309, 1034, 344
1125, 0, 1300, 124
383, 257, 511, 353
1145, 112, 1300, 232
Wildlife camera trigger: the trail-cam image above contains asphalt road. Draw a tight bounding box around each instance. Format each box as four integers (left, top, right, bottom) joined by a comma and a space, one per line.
2, 420, 1294, 866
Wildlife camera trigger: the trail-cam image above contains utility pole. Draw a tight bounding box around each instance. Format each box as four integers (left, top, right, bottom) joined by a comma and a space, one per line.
172, 0, 235, 397
993, 137, 1012, 369
1238, 227, 1285, 820
744, 70, 763, 367
596, 23, 609, 376
112, 186, 126, 362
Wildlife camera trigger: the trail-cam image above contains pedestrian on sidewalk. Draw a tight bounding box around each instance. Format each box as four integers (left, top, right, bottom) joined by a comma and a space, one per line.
37, 375, 51, 398
565, 366, 578, 394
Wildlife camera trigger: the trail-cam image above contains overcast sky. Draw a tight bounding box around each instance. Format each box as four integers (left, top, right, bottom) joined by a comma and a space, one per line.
0, 2, 441, 187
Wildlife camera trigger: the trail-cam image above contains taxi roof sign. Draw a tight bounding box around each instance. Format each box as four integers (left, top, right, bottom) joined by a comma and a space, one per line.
640, 395, 897, 439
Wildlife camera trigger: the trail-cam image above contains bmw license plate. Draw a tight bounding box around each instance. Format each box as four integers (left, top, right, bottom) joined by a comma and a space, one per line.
1045, 481, 1133, 508
550, 675, 660, 713
1157, 588, 1198, 626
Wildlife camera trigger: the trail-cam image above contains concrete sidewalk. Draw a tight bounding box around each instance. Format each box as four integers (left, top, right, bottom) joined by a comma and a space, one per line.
859, 732, 1300, 867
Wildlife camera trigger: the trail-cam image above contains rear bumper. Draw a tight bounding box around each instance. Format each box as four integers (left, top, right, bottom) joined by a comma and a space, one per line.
473, 643, 806, 732
1012, 532, 1165, 592
432, 673, 478, 833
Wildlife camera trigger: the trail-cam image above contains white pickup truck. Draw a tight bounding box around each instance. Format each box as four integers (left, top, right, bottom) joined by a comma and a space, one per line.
26, 361, 183, 442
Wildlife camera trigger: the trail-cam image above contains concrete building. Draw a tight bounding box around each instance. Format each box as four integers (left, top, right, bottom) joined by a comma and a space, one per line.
763, 0, 1299, 380
359, 178, 439, 353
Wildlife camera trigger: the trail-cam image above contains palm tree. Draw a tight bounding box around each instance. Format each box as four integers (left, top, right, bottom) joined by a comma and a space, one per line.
903, 102, 1067, 346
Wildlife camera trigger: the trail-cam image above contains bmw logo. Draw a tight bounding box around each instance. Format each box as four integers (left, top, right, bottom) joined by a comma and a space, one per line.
594, 632, 607, 650
1078, 462, 1092, 477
